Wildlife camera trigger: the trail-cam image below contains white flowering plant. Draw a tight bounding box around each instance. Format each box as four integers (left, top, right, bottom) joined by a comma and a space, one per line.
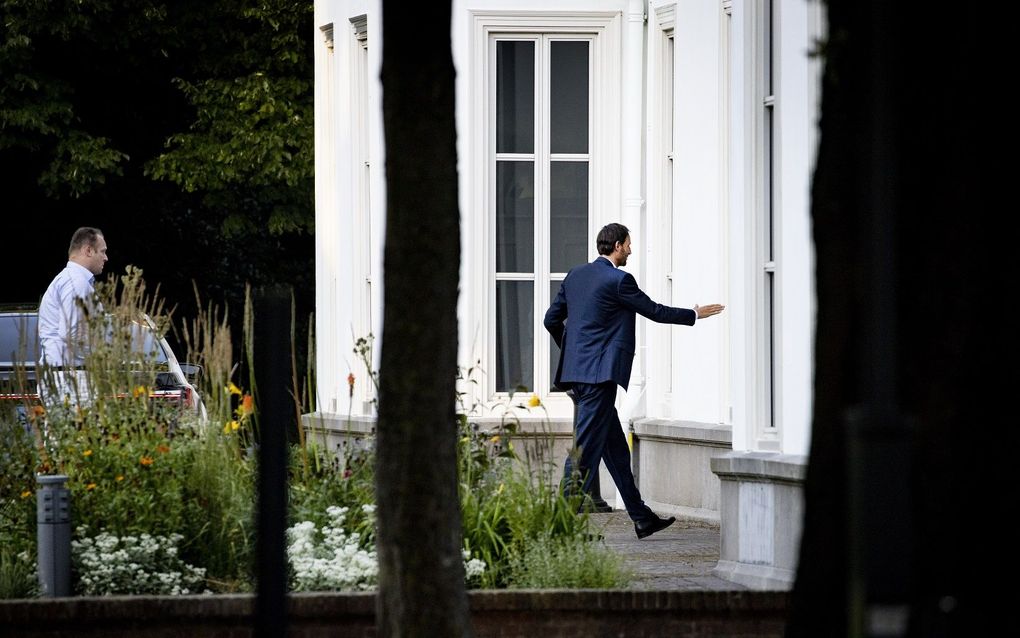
286, 504, 488, 592
72, 526, 210, 595
286, 505, 379, 592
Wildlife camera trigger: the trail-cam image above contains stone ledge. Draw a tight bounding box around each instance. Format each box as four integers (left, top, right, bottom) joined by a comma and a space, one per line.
713, 560, 797, 591
302, 412, 574, 435
710, 451, 808, 484
633, 419, 733, 446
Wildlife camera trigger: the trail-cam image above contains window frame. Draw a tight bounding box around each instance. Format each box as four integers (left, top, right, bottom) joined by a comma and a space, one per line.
467, 12, 622, 414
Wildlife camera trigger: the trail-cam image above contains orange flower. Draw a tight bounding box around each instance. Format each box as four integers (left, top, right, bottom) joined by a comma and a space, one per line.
156, 444, 170, 454
139, 456, 154, 466
86, 483, 97, 491
132, 385, 148, 398
240, 394, 254, 416
32, 405, 46, 418
20, 490, 32, 499
347, 372, 355, 397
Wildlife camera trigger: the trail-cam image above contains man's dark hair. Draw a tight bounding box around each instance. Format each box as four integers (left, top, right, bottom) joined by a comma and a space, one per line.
596, 223, 630, 256
68, 227, 103, 257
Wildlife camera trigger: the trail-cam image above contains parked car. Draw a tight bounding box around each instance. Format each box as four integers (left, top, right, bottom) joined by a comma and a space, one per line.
0, 306, 206, 422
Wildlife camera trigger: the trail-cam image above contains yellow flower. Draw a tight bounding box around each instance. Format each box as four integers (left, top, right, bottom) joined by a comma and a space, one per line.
139, 456, 154, 466
132, 385, 148, 398
490, 435, 501, 444
115, 475, 124, 482
527, 394, 541, 408
226, 382, 242, 396
224, 420, 240, 434
83, 449, 92, 457
231, 420, 240, 431
20, 490, 32, 499
86, 483, 97, 491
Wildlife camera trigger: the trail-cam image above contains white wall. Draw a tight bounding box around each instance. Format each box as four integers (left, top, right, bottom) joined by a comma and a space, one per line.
313, 0, 385, 417
313, 0, 817, 458
668, 0, 728, 425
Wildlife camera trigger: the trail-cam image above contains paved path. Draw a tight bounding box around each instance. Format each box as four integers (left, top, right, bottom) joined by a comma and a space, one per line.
588, 511, 745, 591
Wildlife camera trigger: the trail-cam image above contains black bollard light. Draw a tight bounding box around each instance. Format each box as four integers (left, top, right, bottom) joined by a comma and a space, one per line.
36, 474, 71, 597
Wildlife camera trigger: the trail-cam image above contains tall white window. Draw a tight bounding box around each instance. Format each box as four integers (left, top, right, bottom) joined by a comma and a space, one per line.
662, 31, 675, 397
757, 0, 778, 437
492, 36, 592, 394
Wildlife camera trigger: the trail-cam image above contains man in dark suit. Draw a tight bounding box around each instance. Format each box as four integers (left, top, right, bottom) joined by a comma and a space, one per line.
544, 223, 725, 539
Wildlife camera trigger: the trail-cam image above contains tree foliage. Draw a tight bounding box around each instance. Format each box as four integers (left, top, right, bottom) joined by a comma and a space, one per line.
1, 0, 315, 371
144, 3, 314, 237
0, 0, 314, 237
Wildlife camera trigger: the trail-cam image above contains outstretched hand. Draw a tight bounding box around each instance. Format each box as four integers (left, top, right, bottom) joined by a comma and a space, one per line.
694, 303, 725, 319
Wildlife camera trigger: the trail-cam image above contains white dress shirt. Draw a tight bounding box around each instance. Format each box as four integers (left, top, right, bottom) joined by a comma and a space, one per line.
38, 261, 97, 366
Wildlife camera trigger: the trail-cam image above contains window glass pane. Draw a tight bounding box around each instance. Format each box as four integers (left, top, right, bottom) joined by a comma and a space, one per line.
497, 41, 535, 154
549, 161, 588, 272
550, 41, 589, 154
549, 281, 565, 392
496, 281, 533, 392
497, 161, 535, 272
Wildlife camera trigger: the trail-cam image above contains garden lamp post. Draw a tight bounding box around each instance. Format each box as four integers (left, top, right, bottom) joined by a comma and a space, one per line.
36, 474, 71, 597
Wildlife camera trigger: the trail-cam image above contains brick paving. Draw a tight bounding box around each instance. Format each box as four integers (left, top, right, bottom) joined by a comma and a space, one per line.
589, 510, 746, 591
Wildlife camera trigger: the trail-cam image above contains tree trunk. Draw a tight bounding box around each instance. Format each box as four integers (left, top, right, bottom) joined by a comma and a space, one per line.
376, 2, 469, 637
788, 1, 1001, 635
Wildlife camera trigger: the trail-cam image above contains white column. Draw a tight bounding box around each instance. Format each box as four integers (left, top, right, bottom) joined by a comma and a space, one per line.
618, 0, 649, 425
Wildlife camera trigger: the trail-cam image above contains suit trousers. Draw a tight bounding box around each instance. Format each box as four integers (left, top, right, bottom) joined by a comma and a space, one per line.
564, 381, 653, 523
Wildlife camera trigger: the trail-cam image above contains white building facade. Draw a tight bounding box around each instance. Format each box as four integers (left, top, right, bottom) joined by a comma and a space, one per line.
311, 0, 824, 590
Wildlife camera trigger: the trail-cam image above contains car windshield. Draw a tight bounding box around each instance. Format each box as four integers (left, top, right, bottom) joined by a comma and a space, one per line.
126, 321, 169, 365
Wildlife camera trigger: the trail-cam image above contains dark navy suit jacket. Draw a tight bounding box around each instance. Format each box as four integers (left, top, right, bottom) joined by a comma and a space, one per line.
544, 257, 696, 391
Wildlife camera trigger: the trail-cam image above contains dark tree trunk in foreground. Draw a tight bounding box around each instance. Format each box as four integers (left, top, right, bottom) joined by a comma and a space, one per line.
377, 2, 468, 637
788, 2, 1004, 636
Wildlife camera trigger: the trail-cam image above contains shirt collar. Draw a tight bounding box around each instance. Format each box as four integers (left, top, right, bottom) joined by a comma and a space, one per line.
67, 260, 96, 285
597, 255, 617, 268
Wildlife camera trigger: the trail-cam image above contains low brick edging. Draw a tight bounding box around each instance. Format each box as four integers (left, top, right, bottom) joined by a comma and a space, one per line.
0, 590, 788, 637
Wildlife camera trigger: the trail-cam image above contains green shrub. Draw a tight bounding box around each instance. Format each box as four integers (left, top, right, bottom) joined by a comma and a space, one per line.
507, 532, 634, 589
0, 546, 38, 599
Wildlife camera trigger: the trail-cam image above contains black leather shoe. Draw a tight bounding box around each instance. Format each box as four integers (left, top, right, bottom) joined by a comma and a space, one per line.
577, 499, 614, 514
634, 515, 676, 539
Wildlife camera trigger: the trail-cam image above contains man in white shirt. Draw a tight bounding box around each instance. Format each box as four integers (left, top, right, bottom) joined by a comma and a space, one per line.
37, 227, 108, 406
